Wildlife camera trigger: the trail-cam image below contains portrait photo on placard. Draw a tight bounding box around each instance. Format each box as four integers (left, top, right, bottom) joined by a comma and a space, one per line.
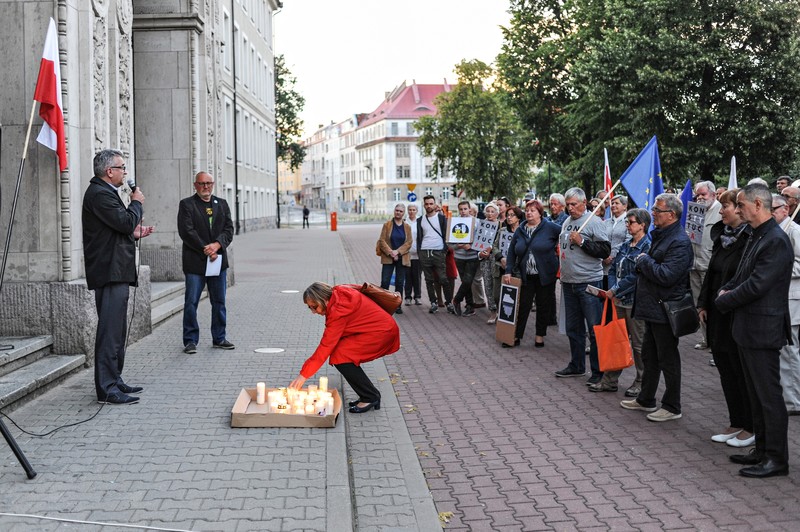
497, 284, 519, 325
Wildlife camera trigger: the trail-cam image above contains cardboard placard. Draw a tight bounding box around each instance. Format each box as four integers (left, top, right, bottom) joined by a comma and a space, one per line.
231, 388, 342, 428
472, 219, 499, 252
447, 216, 476, 244
685, 201, 706, 244
495, 277, 522, 345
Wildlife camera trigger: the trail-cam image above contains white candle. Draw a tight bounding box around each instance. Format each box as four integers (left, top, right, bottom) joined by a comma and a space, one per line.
319, 376, 328, 392
256, 382, 266, 405
269, 401, 278, 413
326, 397, 335, 415
308, 384, 318, 394
305, 404, 315, 415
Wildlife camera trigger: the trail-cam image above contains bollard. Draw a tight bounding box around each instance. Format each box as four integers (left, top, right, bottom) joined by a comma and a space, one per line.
331, 211, 338, 231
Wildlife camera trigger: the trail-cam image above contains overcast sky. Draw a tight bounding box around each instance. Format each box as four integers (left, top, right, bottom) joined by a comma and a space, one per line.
275, 0, 512, 136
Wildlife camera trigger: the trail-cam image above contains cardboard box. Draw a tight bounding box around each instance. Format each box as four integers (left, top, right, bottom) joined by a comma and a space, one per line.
231, 388, 342, 428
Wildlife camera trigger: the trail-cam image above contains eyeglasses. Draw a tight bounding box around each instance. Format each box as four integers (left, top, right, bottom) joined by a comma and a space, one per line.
772, 205, 788, 211
195, 182, 214, 187
625, 220, 640, 225
651, 207, 672, 213
110, 165, 126, 171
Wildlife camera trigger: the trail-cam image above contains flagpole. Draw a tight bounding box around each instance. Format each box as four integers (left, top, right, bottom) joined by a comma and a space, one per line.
577, 178, 624, 233
0, 100, 39, 295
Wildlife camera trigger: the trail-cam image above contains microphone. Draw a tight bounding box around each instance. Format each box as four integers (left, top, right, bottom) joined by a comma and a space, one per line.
127, 179, 136, 193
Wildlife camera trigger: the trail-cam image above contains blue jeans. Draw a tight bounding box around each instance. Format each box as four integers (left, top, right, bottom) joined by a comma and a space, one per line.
183, 270, 227, 346
562, 281, 603, 376
381, 261, 406, 295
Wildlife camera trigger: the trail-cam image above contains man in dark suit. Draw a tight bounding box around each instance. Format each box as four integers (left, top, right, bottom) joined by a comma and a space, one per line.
716, 184, 793, 478
178, 172, 235, 354
82, 149, 145, 405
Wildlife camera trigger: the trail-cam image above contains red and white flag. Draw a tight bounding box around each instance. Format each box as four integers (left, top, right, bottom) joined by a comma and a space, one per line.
603, 148, 613, 199
34, 18, 67, 171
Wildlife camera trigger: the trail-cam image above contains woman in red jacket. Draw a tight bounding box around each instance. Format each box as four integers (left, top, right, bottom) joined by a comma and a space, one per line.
289, 282, 400, 413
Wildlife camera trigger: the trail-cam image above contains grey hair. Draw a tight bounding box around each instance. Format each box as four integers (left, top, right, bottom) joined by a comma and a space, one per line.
303, 282, 334, 311
626, 208, 651, 228
93, 149, 124, 178
747, 177, 769, 187
549, 193, 565, 206
773, 193, 787, 207
564, 187, 586, 202
655, 193, 683, 217
394, 203, 406, 211
740, 183, 772, 207
695, 180, 716, 195
611, 196, 628, 207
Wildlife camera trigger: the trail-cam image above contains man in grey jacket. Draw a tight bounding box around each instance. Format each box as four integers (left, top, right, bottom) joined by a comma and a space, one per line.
690, 181, 722, 350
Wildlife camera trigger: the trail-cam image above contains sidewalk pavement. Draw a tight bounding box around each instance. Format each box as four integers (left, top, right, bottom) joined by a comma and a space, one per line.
2, 222, 800, 531
0, 225, 439, 531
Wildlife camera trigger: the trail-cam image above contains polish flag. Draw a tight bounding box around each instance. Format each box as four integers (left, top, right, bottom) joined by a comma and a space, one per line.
34, 18, 67, 171
603, 148, 613, 199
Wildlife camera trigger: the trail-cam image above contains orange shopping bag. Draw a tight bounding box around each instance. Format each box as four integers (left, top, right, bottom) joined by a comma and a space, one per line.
593, 299, 634, 372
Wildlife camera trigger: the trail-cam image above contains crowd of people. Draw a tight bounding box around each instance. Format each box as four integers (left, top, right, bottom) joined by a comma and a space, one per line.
366, 181, 799, 479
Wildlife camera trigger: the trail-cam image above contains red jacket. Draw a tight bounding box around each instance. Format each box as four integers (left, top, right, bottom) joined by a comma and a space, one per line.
300, 285, 400, 378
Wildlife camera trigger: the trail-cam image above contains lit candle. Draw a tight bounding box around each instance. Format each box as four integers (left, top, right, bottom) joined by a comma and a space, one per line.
319, 376, 328, 392
308, 385, 318, 394
305, 404, 315, 415
269, 401, 278, 413
326, 397, 334, 415
277, 404, 288, 414
256, 382, 266, 405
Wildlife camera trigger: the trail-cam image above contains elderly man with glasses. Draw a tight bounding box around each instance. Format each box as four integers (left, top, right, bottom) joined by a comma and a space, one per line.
620, 194, 694, 422
780, 186, 800, 225
178, 172, 235, 354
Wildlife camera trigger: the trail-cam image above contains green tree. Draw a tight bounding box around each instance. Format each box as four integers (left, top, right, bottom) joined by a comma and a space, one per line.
415, 60, 533, 200
499, 0, 800, 191
275, 54, 306, 171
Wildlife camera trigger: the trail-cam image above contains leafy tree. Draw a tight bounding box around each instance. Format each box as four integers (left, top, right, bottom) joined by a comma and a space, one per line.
498, 0, 800, 191
275, 54, 306, 171
415, 60, 533, 200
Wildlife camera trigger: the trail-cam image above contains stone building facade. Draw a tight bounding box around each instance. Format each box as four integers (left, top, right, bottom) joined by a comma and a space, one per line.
0, 0, 279, 360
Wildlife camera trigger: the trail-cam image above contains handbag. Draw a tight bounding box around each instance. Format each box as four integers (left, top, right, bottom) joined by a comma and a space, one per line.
660, 291, 700, 338
593, 299, 634, 372
358, 282, 402, 314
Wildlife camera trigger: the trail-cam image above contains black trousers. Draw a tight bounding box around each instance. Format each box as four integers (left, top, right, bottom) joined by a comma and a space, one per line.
713, 348, 753, 432
453, 258, 479, 306
638, 321, 681, 414
739, 346, 788, 464
515, 275, 556, 340
335, 363, 381, 403
420, 250, 452, 304
404, 259, 422, 300
94, 282, 130, 399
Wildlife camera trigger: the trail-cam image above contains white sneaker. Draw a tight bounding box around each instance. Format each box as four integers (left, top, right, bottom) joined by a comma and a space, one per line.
646, 408, 682, 422
620, 399, 658, 412
694, 341, 708, 350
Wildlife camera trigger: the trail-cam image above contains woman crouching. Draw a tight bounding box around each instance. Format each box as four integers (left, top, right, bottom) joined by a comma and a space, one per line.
289, 282, 400, 413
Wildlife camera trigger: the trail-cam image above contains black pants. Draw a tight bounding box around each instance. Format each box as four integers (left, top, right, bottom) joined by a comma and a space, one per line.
454, 258, 479, 306
638, 321, 681, 414
713, 348, 753, 432
94, 282, 130, 400
739, 347, 788, 464
336, 363, 381, 403
515, 275, 556, 340
420, 250, 452, 304
302, 216, 309, 228
404, 259, 422, 300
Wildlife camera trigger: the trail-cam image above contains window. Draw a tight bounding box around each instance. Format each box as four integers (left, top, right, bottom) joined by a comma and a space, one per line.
425, 164, 432, 178
225, 99, 233, 160
406, 122, 415, 135
393, 188, 401, 201
391, 122, 398, 136
396, 143, 409, 158
396, 165, 410, 179
233, 25, 241, 79
235, 107, 242, 164
442, 188, 450, 201
222, 10, 231, 72
425, 187, 433, 197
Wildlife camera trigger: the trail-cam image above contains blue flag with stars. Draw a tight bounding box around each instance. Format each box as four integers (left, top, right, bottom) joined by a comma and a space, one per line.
679, 179, 693, 227
619, 136, 664, 210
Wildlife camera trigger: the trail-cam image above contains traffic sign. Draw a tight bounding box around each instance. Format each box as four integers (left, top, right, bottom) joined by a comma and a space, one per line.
407, 192, 417, 202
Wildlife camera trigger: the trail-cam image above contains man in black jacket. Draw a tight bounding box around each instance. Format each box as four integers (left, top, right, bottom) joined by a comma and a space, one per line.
82, 149, 145, 405
716, 184, 793, 478
621, 193, 693, 422
178, 172, 235, 354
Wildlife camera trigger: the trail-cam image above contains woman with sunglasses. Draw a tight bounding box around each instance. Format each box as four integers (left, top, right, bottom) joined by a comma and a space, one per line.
289, 282, 400, 413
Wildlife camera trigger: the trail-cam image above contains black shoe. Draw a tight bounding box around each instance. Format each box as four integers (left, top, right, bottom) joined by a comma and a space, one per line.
586, 374, 602, 385
118, 383, 143, 394
395, 307, 403, 315
213, 340, 235, 350
463, 305, 476, 317
534, 341, 545, 348
555, 367, 585, 378
739, 460, 789, 478
98, 393, 139, 405
730, 449, 764, 465
349, 399, 381, 413
183, 343, 197, 354
501, 339, 521, 348
452, 301, 462, 316
348, 400, 365, 407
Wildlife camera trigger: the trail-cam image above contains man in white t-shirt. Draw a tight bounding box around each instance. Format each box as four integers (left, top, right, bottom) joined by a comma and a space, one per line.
417, 195, 455, 314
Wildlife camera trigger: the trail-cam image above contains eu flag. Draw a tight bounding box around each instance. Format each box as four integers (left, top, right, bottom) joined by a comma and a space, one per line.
679, 179, 693, 227
619, 136, 664, 210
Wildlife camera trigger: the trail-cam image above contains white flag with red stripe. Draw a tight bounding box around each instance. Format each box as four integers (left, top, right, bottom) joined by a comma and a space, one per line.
603, 148, 613, 199
34, 18, 67, 171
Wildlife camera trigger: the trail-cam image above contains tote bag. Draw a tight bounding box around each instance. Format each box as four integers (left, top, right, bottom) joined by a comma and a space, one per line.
593, 299, 634, 372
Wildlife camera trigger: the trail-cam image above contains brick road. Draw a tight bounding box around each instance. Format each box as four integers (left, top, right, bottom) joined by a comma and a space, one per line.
340, 222, 800, 531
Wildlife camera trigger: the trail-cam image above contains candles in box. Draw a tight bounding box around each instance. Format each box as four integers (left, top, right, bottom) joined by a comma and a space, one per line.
319, 376, 328, 392
256, 384, 336, 416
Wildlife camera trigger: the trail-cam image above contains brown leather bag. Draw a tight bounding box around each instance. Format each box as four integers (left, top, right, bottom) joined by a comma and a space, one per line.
358, 282, 402, 314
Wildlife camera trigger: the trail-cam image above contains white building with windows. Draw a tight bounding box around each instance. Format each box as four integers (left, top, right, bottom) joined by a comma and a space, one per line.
303, 81, 457, 215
